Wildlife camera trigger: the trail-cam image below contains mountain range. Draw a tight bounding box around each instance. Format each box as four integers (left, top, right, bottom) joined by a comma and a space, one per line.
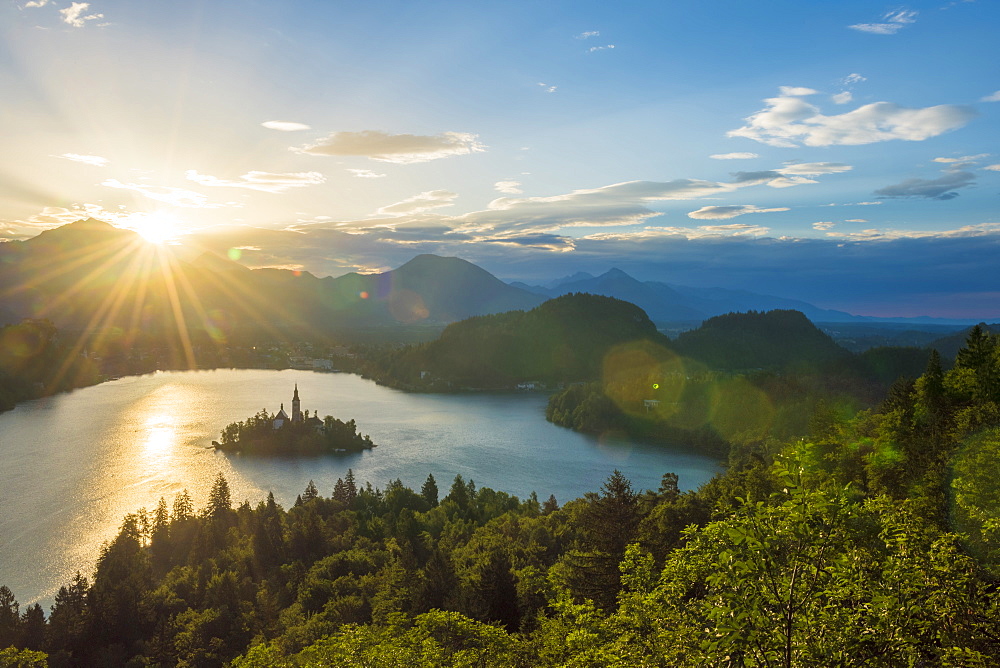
0, 220, 984, 344
511, 270, 977, 326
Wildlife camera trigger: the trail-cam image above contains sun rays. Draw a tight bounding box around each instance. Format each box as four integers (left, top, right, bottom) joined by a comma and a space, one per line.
0, 218, 336, 394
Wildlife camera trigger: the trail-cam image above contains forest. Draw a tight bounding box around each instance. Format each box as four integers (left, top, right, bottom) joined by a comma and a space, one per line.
1, 325, 999, 666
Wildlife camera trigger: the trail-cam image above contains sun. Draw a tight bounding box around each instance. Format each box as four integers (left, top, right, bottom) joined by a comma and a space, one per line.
124, 210, 184, 245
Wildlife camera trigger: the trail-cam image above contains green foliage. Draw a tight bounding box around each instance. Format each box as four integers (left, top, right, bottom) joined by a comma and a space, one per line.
0, 319, 100, 412
0, 647, 48, 668
672, 309, 852, 373
373, 293, 666, 388
951, 427, 1000, 573
217, 412, 376, 455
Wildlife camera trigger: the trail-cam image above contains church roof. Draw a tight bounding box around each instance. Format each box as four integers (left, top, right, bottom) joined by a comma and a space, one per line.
275, 404, 289, 421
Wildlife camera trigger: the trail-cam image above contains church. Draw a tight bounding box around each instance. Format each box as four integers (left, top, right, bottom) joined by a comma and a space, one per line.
272, 385, 322, 430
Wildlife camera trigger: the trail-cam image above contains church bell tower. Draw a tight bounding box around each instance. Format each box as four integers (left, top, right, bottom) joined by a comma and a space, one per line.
292, 384, 302, 423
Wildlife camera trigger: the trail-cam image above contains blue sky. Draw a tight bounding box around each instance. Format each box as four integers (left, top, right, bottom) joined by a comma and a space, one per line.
1, 0, 998, 317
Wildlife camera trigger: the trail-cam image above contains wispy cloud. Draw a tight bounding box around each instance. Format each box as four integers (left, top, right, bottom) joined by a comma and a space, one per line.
494, 180, 523, 194
262, 120, 312, 132
982, 91, 1000, 102
101, 179, 221, 208
813, 221, 836, 230
537, 82, 557, 93
777, 162, 852, 176
849, 9, 918, 34
377, 190, 458, 216
185, 170, 325, 193
833, 74, 865, 106
295, 130, 485, 164
824, 223, 1000, 241
576, 31, 600, 39
23, 0, 49, 7
710, 152, 759, 160
347, 169, 386, 178
60, 2, 103, 28
875, 170, 976, 200
728, 87, 976, 147
984, 164, 1000, 172
687, 205, 790, 220
933, 154, 988, 164
55, 153, 108, 167
588, 44, 615, 53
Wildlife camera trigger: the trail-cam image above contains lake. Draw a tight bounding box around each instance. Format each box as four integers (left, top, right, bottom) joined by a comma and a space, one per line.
0, 368, 720, 608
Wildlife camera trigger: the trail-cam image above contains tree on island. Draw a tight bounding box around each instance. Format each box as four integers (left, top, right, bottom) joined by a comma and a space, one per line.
217, 410, 375, 455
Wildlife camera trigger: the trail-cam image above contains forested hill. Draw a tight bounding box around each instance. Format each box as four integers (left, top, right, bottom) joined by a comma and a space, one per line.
371, 293, 666, 388
673, 309, 853, 372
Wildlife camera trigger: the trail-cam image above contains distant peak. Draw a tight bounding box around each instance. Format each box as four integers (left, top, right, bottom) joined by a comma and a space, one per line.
601, 268, 631, 278
68, 218, 118, 231
547, 271, 595, 289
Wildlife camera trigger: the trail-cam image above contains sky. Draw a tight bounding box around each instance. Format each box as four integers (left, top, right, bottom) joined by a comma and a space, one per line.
1, 0, 998, 318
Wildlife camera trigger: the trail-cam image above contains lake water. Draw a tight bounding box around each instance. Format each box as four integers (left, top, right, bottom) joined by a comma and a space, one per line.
0, 369, 720, 608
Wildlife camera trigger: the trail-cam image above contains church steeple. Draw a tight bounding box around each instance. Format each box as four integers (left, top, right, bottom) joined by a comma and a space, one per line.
292, 384, 302, 423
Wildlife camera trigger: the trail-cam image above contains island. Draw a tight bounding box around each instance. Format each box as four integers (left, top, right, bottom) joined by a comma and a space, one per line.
214, 385, 376, 454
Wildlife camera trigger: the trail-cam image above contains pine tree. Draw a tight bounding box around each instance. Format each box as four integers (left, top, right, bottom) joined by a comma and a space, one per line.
0, 585, 19, 648
207, 473, 233, 519
344, 469, 358, 504
542, 494, 559, 514
420, 474, 439, 507
302, 480, 319, 502
17, 603, 45, 651
172, 489, 194, 521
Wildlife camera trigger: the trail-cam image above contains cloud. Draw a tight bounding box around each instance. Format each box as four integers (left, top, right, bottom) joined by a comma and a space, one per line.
185, 170, 325, 193
776, 162, 852, 176
450, 167, 836, 237
483, 233, 576, 252
841, 73, 867, 86
585, 224, 771, 240
710, 152, 759, 160
14, 204, 115, 228
23, 0, 49, 7
537, 82, 557, 93
377, 190, 458, 216
588, 45, 615, 52
983, 91, 1000, 102
274, 164, 866, 256
183, 218, 1000, 319
984, 164, 1000, 172
813, 221, 836, 230
780, 86, 818, 96
347, 169, 386, 178
849, 9, 918, 34
576, 31, 600, 39
824, 223, 1000, 241
262, 120, 311, 132
874, 170, 976, 200
56, 153, 108, 167
294, 130, 485, 164
832, 92, 853, 105
697, 223, 769, 234
728, 88, 977, 147
933, 154, 988, 164
687, 205, 790, 220
495, 180, 523, 194
60, 2, 103, 27
101, 179, 221, 208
